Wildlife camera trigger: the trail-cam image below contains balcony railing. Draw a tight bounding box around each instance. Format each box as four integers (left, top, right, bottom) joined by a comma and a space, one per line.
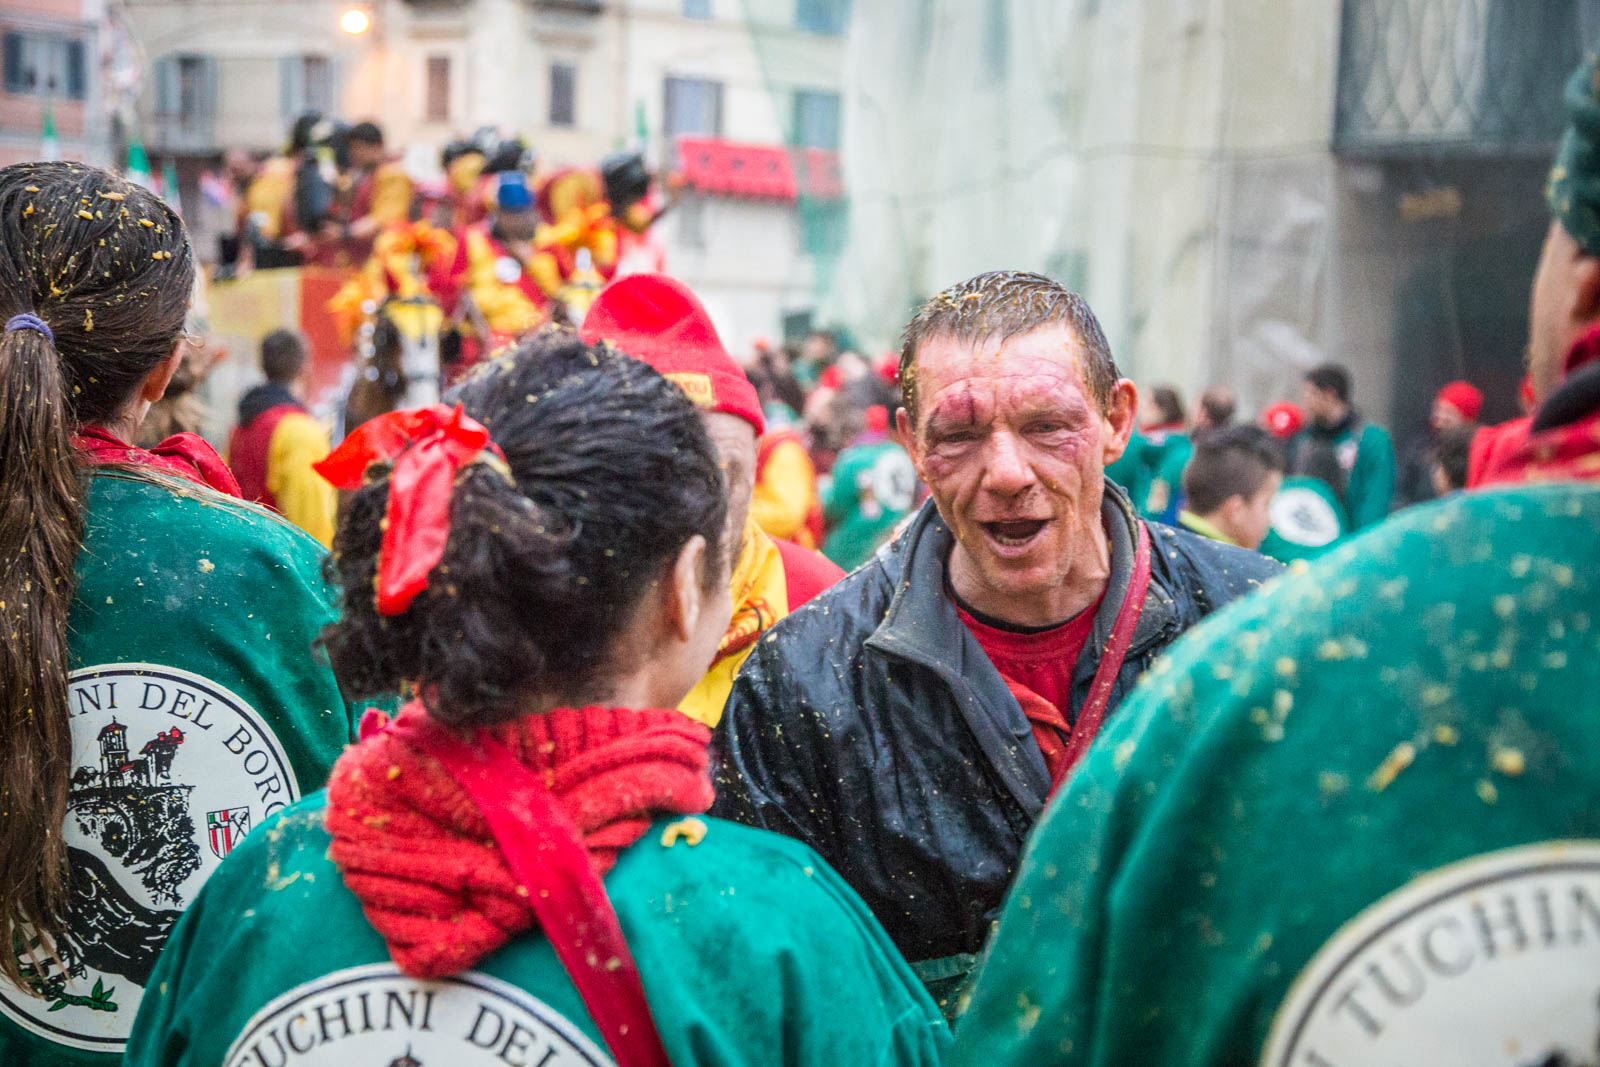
1334, 0, 1596, 156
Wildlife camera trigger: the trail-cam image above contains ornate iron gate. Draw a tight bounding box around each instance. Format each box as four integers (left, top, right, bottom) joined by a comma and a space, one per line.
1335, 0, 1596, 156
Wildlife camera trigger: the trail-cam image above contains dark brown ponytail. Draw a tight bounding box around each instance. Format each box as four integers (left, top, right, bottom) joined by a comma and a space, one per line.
0, 161, 193, 988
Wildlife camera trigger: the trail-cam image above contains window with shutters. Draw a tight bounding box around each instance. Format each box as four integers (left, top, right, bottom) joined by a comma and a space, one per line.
795, 0, 849, 35
792, 89, 840, 149
426, 55, 450, 122
154, 55, 215, 120
153, 53, 217, 148
280, 55, 335, 119
664, 76, 723, 138
2, 32, 88, 99
549, 62, 576, 127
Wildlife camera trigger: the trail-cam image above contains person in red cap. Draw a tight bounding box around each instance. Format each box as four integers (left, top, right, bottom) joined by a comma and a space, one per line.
1397, 379, 1484, 506
580, 273, 843, 727
1260, 400, 1305, 439
1256, 400, 1351, 564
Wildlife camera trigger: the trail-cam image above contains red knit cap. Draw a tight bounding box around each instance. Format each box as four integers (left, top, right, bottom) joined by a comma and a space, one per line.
1435, 380, 1484, 421
581, 274, 765, 436
1260, 401, 1304, 440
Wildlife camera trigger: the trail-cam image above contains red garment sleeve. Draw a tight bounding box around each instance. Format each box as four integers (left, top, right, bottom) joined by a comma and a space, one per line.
773, 536, 844, 609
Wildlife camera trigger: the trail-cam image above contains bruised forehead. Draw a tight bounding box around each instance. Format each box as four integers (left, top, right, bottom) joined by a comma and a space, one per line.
910, 325, 1096, 429
898, 270, 1117, 419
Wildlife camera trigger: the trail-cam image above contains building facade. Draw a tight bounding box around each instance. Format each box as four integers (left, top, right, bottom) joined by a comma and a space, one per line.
118, 0, 849, 350
826, 0, 1595, 431
0, 0, 111, 167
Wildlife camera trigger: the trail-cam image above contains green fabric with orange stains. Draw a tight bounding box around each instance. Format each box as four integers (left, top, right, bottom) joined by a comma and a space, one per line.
125, 796, 951, 1067
0, 470, 354, 1067
953, 484, 1600, 1066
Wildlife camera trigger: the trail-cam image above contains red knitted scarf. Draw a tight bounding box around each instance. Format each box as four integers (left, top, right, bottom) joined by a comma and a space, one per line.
326, 702, 714, 980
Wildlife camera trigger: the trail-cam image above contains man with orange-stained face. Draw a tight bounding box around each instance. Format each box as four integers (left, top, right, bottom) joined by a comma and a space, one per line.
899, 320, 1138, 629
711, 270, 1282, 1016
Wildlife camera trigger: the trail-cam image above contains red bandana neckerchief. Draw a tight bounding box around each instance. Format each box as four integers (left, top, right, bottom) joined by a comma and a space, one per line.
1476, 326, 1600, 487
74, 425, 241, 498
325, 701, 714, 981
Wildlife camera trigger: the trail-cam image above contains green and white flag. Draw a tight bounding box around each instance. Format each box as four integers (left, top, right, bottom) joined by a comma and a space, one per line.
40, 102, 60, 161
125, 137, 153, 189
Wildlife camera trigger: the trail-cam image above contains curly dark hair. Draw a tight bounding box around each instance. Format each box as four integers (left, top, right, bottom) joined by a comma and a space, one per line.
322, 329, 728, 727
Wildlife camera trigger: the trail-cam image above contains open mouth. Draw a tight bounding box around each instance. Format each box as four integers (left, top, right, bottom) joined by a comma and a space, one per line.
981, 519, 1048, 548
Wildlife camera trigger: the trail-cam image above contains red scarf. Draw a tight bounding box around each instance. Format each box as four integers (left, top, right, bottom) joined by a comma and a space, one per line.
1474, 328, 1600, 487
74, 425, 241, 498
325, 702, 714, 980
1473, 410, 1600, 486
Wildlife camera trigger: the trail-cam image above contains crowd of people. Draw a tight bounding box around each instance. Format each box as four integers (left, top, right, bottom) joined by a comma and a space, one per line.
3, 47, 1600, 1067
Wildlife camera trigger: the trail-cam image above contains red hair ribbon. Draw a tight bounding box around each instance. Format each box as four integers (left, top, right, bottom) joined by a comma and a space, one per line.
315, 404, 503, 615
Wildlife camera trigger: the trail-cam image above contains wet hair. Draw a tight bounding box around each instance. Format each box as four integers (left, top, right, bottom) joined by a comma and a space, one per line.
322, 329, 728, 728
899, 270, 1117, 422
1150, 385, 1186, 426
1431, 424, 1475, 492
260, 328, 308, 383
1182, 425, 1283, 515
1306, 363, 1352, 404
1197, 386, 1236, 430
0, 161, 193, 986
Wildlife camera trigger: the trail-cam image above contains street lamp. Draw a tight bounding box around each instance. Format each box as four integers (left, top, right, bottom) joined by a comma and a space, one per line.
340, 7, 371, 35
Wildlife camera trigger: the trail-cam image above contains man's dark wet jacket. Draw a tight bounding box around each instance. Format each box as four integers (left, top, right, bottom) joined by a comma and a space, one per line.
710, 483, 1282, 1004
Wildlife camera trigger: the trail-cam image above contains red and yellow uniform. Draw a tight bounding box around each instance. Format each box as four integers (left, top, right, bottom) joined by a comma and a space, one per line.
752, 429, 824, 549
229, 383, 337, 546
451, 225, 550, 342
531, 168, 621, 299
242, 155, 295, 240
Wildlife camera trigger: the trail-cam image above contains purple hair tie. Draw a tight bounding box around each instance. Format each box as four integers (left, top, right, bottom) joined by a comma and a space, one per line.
5, 313, 53, 344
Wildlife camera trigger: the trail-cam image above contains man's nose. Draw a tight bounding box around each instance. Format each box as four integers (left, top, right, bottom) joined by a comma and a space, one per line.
982, 432, 1035, 495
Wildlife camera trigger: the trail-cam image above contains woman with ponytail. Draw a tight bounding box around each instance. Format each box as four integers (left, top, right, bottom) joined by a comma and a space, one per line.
0, 161, 353, 1065
126, 329, 949, 1067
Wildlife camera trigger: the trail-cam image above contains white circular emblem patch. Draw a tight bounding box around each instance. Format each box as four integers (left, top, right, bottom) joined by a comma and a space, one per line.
1269, 485, 1342, 548
493, 255, 523, 284
1261, 841, 1600, 1067
224, 963, 615, 1066
0, 664, 299, 1052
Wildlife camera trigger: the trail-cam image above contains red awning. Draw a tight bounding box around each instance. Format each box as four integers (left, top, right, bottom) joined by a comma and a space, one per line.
676, 137, 797, 200
796, 148, 844, 200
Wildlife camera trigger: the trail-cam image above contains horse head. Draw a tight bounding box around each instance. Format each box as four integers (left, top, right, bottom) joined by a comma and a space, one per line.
373, 295, 446, 410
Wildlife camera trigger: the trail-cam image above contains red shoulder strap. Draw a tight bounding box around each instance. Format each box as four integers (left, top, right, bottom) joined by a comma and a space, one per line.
389, 715, 671, 1067
1053, 519, 1153, 787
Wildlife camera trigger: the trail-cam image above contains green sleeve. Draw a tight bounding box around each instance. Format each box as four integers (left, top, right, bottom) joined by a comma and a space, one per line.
627, 822, 952, 1066
823, 450, 862, 527
122, 850, 216, 1067
1156, 438, 1192, 511
1348, 424, 1397, 528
